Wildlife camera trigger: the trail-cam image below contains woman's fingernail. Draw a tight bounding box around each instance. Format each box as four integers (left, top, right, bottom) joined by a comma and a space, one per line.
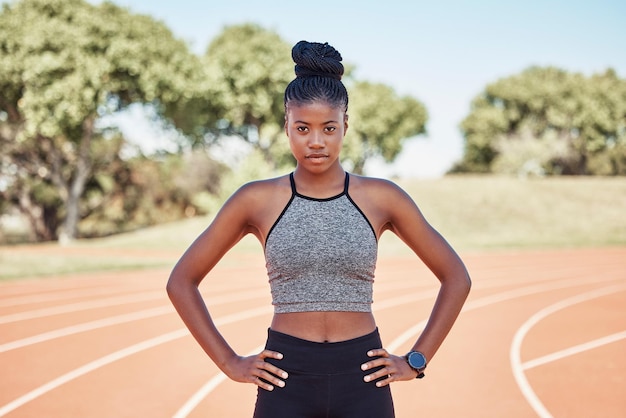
361, 364, 368, 370
282, 372, 288, 378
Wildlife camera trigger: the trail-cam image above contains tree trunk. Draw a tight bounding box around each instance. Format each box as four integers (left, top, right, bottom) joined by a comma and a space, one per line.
17, 188, 55, 241
58, 117, 95, 245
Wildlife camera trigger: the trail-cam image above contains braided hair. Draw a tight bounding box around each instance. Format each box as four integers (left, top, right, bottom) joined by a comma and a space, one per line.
284, 41, 348, 112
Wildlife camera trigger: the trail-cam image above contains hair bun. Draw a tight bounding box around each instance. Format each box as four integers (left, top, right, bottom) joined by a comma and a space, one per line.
292, 40, 344, 81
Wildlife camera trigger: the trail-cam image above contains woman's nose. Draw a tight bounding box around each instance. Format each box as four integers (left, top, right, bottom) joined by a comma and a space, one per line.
308, 131, 324, 147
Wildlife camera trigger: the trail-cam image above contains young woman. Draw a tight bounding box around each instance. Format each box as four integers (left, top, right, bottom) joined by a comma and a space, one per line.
167, 40, 471, 418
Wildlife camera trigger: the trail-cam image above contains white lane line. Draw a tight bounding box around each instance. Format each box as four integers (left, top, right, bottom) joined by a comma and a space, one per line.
0, 286, 267, 325
385, 275, 624, 353
171, 344, 265, 418
0, 286, 123, 307
0, 305, 272, 417
0, 288, 269, 352
0, 306, 173, 353
510, 284, 626, 418
522, 331, 626, 370
0, 292, 164, 324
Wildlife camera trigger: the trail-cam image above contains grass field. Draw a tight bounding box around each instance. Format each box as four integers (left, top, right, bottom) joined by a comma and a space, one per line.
396, 175, 626, 250
1, 175, 625, 280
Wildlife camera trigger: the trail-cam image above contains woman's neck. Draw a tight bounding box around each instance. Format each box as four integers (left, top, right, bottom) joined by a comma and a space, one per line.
293, 165, 346, 198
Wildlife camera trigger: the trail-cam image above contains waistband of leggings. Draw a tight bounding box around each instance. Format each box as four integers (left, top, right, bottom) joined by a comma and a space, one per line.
264, 328, 382, 373
268, 327, 380, 346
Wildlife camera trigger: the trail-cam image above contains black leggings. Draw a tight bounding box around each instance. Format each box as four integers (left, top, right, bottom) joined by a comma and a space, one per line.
253, 328, 395, 418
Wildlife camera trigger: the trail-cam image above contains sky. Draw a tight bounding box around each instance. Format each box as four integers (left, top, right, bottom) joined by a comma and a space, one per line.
106, 1, 626, 177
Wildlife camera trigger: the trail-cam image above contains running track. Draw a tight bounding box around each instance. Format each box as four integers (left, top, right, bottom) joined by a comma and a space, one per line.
0, 247, 624, 417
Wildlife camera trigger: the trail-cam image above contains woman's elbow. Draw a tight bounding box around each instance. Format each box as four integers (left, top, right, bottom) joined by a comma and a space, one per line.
464, 273, 472, 294
166, 269, 189, 301
166, 274, 179, 301
446, 266, 471, 296
458, 270, 472, 296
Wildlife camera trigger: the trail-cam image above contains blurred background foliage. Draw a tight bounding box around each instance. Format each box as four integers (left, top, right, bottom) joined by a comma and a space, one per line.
0, 0, 624, 245
454, 67, 626, 176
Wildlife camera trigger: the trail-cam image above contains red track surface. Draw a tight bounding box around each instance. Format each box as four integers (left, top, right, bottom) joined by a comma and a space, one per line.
1, 247, 625, 417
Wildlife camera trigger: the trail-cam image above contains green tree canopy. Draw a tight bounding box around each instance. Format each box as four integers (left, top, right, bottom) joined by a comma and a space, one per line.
0, 0, 206, 242
456, 66, 626, 175
202, 23, 293, 168
344, 81, 428, 173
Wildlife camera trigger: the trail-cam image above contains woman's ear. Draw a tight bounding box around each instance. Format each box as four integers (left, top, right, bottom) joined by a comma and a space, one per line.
284, 116, 289, 137
344, 113, 349, 135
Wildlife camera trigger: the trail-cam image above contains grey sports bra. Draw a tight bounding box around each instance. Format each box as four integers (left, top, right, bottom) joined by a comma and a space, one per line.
264, 172, 378, 313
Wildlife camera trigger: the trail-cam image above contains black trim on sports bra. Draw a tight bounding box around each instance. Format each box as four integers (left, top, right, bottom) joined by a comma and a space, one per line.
265, 190, 295, 248
265, 172, 378, 247
290, 172, 348, 202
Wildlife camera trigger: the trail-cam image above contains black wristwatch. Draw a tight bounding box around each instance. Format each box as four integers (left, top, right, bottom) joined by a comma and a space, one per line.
405, 351, 427, 379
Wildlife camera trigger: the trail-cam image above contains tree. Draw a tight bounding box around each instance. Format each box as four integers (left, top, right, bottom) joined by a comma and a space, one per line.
344, 81, 428, 174
203, 23, 293, 169
0, 0, 205, 242
77, 145, 226, 238
456, 66, 626, 175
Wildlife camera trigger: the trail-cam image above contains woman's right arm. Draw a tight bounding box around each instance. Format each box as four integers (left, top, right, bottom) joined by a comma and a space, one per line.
166, 183, 288, 391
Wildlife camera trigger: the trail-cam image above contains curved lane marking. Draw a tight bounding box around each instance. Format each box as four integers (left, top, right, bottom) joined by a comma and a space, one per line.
510, 284, 626, 418
521, 331, 626, 370
386, 276, 623, 352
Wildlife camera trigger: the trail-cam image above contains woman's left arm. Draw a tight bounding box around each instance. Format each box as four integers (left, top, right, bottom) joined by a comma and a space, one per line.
392, 186, 471, 359
361, 181, 471, 385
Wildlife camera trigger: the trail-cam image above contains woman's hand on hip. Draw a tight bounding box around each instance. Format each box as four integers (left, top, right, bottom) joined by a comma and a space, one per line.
360, 348, 418, 387
228, 350, 288, 391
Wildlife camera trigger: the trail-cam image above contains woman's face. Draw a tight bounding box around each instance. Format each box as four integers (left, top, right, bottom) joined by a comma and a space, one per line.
285, 101, 348, 172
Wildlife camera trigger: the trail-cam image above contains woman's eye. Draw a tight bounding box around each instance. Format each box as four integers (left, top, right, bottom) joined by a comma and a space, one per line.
297, 126, 308, 132
325, 126, 336, 132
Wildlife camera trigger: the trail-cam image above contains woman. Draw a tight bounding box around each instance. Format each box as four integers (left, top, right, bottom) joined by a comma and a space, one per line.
167, 40, 471, 418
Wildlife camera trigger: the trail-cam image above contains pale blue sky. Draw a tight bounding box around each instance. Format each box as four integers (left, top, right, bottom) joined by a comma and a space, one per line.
59, 1, 626, 176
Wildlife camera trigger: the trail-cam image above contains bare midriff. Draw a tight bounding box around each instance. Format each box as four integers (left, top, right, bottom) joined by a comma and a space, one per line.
270, 311, 377, 343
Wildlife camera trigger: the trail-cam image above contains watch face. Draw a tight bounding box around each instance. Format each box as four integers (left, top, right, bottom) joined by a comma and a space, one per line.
408, 352, 426, 369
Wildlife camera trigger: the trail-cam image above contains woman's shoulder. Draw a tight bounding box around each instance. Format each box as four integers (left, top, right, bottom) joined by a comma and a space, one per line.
349, 173, 407, 198
241, 173, 290, 190
349, 173, 420, 213
231, 174, 292, 202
